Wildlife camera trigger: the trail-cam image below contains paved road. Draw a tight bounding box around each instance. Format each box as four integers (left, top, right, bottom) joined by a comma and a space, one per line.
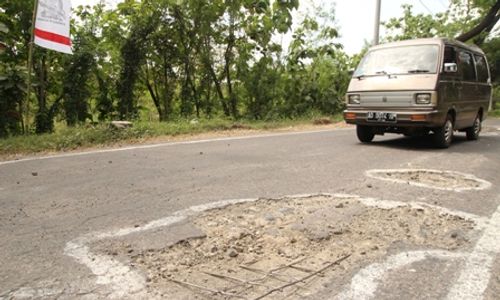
1, 120, 499, 299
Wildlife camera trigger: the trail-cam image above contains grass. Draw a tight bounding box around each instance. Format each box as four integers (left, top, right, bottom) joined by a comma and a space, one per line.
489, 107, 500, 118
0, 115, 344, 157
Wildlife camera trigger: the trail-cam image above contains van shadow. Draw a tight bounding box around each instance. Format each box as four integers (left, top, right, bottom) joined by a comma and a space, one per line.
366, 134, 474, 151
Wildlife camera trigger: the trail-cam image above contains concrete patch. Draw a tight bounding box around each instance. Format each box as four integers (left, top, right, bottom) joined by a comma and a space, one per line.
73, 194, 476, 298
7, 193, 492, 299
93, 220, 207, 254
366, 169, 492, 192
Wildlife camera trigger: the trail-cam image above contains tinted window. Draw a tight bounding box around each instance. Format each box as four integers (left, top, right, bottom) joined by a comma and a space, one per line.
474, 55, 489, 83
458, 50, 476, 81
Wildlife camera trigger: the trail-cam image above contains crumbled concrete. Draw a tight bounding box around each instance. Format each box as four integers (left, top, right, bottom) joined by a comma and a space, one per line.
100, 195, 474, 299
367, 169, 490, 191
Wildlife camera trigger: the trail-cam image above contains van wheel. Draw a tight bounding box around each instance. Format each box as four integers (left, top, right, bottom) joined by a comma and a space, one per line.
465, 114, 481, 141
433, 114, 454, 148
357, 125, 375, 143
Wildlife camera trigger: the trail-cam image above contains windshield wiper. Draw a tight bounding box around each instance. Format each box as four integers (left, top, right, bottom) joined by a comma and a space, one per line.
375, 70, 397, 79
356, 74, 366, 80
408, 69, 430, 73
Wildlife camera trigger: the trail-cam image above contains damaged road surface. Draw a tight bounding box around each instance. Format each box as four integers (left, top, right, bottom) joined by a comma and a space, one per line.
121, 195, 474, 299
1, 119, 500, 299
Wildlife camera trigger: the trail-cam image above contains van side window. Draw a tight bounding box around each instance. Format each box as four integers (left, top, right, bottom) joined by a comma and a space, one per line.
443, 46, 457, 64
474, 55, 489, 83
458, 50, 476, 81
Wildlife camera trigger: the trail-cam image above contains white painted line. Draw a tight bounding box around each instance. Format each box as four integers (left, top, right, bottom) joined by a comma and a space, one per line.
446, 204, 500, 300
365, 169, 492, 192
59, 193, 486, 299
335, 250, 467, 300
64, 197, 258, 299
0, 129, 351, 166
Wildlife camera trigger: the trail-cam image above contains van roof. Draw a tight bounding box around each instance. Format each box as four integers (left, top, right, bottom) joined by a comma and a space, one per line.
370, 38, 485, 55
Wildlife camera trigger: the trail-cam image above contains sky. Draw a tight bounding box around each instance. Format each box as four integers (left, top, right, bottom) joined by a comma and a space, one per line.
71, 0, 451, 54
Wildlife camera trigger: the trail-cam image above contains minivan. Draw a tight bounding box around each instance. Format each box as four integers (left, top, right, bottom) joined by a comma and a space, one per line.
343, 38, 492, 148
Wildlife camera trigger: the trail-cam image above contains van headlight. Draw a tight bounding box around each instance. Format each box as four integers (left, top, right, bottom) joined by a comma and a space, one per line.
415, 93, 432, 104
348, 94, 361, 105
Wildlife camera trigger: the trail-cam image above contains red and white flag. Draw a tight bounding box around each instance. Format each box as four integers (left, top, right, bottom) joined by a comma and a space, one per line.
34, 0, 73, 54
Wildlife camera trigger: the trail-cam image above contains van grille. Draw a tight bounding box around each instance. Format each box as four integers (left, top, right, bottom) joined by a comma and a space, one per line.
360, 92, 414, 107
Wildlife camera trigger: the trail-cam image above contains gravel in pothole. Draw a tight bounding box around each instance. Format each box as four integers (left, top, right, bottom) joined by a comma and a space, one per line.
370, 169, 487, 191
119, 195, 474, 299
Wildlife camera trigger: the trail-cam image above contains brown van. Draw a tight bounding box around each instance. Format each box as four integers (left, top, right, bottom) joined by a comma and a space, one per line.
343, 38, 492, 148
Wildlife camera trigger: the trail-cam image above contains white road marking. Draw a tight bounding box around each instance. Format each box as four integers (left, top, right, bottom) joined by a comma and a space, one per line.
64, 198, 257, 299
60, 193, 487, 299
446, 204, 500, 300
335, 250, 467, 300
0, 129, 350, 166
365, 169, 492, 192
8, 286, 64, 299
336, 202, 499, 300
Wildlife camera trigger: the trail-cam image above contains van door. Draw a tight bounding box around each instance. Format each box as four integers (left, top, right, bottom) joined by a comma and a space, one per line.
456, 49, 478, 129
439, 46, 460, 118
473, 54, 492, 116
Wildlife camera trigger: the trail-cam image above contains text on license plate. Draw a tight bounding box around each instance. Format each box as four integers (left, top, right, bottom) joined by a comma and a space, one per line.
367, 112, 397, 122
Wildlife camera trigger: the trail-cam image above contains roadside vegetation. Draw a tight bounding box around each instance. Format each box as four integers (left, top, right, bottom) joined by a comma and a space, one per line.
0, 114, 343, 156
490, 101, 500, 117
0, 0, 499, 151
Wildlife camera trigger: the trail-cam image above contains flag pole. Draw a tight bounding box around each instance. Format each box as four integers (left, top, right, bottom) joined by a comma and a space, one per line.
25, 0, 39, 134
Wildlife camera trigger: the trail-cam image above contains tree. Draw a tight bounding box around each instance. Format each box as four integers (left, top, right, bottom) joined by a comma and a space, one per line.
455, 0, 500, 43
384, 0, 500, 103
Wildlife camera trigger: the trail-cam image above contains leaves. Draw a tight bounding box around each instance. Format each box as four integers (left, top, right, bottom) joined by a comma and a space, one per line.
1, 0, 361, 138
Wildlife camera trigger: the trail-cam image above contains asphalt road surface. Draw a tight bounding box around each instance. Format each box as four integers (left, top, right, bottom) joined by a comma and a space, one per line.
1, 119, 499, 299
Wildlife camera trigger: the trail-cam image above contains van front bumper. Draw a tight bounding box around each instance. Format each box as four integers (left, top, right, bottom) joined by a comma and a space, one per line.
343, 109, 447, 127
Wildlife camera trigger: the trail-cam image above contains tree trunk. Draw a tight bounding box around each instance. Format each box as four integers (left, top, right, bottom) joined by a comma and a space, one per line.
202, 37, 230, 116
456, 0, 500, 43
224, 16, 238, 118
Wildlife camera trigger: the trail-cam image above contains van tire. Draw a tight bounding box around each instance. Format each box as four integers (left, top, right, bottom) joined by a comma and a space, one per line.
433, 114, 454, 148
465, 114, 481, 141
357, 125, 375, 143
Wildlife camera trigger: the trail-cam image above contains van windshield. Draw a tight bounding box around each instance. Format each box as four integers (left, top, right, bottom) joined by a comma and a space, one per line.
354, 45, 440, 77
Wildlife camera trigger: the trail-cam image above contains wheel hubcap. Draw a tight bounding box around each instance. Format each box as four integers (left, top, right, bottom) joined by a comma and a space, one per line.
474, 118, 481, 135
444, 120, 453, 142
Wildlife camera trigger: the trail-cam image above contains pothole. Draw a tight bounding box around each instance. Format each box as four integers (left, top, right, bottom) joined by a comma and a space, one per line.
101, 195, 474, 299
366, 169, 491, 192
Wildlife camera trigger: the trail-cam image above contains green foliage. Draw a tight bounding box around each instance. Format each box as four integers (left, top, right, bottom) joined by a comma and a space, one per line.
281, 4, 351, 118
383, 5, 453, 41
0, 0, 356, 142
0, 115, 341, 156
62, 40, 94, 126
0, 65, 25, 137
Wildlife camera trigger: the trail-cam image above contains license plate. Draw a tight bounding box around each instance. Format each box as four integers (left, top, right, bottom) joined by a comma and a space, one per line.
367, 112, 397, 122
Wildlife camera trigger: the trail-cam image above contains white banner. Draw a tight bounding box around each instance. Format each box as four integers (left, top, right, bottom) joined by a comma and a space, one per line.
34, 0, 73, 54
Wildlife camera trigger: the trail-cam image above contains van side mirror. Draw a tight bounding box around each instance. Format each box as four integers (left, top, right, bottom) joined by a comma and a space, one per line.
348, 68, 355, 76
444, 63, 458, 73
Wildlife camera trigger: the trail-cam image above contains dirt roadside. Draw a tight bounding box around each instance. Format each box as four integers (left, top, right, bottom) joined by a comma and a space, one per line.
0, 122, 352, 162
